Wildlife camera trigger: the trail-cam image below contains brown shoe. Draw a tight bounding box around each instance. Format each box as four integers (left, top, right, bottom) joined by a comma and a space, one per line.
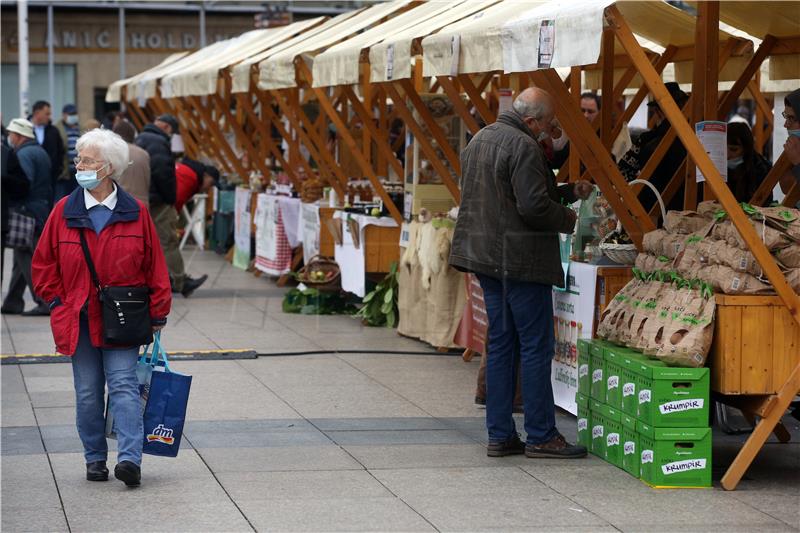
487, 434, 525, 457
525, 433, 587, 459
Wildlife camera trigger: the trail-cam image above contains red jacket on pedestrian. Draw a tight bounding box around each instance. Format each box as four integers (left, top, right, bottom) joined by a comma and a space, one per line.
32, 185, 171, 355
175, 160, 203, 212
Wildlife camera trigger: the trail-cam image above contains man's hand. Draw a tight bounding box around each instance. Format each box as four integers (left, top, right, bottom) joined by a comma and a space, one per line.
573, 180, 594, 200
785, 136, 800, 166
153, 325, 165, 333
565, 207, 578, 231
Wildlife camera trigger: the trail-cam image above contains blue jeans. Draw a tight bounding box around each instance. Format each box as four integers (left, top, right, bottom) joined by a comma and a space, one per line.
477, 274, 557, 445
71, 314, 142, 465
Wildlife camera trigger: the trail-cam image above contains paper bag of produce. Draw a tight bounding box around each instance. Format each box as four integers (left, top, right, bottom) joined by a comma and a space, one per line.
657, 284, 716, 368
642, 280, 694, 358
760, 206, 800, 241
664, 211, 710, 235
626, 275, 671, 350
697, 201, 722, 219
642, 229, 670, 256
698, 265, 774, 295
774, 244, 800, 269
598, 274, 646, 342
786, 268, 800, 293
712, 219, 790, 251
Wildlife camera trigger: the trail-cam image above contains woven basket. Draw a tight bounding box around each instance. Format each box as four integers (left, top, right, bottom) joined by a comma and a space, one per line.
599, 242, 638, 265
296, 255, 341, 292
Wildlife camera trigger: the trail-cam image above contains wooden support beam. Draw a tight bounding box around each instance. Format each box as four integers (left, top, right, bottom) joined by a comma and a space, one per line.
601, 28, 615, 149
783, 181, 800, 207
167, 98, 202, 160
750, 153, 791, 206
608, 4, 800, 329
568, 66, 582, 184
188, 95, 249, 179
174, 96, 230, 170
296, 62, 403, 223
383, 82, 461, 204
458, 74, 496, 125
437, 76, 481, 135
530, 68, 655, 247
718, 35, 777, 119
649, 161, 687, 222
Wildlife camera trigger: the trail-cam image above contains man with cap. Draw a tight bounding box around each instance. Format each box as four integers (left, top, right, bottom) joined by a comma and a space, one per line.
618, 81, 689, 211
1, 118, 52, 316
54, 104, 81, 200
29, 100, 64, 190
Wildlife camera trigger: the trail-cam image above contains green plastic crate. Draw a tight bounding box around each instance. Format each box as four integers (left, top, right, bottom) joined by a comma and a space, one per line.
590, 400, 605, 458
638, 423, 712, 488
578, 340, 591, 396
636, 365, 710, 427
590, 345, 605, 401
576, 393, 590, 449
621, 414, 640, 478
604, 349, 624, 411
600, 403, 623, 468
619, 350, 648, 416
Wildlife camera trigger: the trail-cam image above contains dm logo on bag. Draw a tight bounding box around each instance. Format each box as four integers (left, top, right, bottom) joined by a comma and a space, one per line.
146, 423, 175, 445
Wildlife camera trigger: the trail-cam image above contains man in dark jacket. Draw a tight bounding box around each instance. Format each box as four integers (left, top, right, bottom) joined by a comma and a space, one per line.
30, 100, 64, 190
1, 118, 52, 315
450, 88, 592, 459
135, 115, 201, 294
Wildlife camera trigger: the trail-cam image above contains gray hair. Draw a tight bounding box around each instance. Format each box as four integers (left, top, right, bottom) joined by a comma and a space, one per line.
76, 128, 130, 180
512, 97, 551, 120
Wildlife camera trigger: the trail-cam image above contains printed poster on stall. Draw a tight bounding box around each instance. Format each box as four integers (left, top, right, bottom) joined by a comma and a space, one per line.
552, 262, 598, 415
695, 121, 728, 183
453, 274, 488, 355
300, 203, 321, 264
233, 187, 252, 270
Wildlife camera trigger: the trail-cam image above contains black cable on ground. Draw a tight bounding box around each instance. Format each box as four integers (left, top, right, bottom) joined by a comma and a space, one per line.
254, 349, 463, 357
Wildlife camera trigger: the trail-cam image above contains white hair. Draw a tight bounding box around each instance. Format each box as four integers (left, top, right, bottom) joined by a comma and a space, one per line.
75, 128, 130, 180
512, 97, 551, 120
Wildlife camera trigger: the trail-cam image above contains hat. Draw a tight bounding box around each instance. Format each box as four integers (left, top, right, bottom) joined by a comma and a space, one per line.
204, 165, 220, 183
7, 118, 34, 138
62, 104, 77, 114
648, 82, 689, 108
156, 114, 179, 134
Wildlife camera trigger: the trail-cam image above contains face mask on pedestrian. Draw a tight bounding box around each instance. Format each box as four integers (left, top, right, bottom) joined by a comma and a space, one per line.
727, 157, 744, 169
789, 129, 800, 138
75, 164, 109, 190
66, 114, 79, 126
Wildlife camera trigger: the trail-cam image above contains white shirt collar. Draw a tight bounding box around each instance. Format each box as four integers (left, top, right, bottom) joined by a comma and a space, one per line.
84, 182, 118, 211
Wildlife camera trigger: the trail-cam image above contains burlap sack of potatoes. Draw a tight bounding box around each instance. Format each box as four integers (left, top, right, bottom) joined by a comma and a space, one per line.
597, 277, 644, 339
774, 244, 800, 269
697, 265, 773, 295
705, 240, 764, 277
664, 211, 711, 235
711, 219, 789, 251
657, 289, 716, 368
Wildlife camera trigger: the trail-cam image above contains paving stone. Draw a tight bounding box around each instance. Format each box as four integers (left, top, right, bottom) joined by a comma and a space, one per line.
28, 391, 75, 408
236, 497, 435, 532
1, 506, 68, 533
185, 426, 330, 448
343, 443, 529, 470
325, 429, 475, 446
49, 450, 212, 481
197, 445, 363, 473
1, 365, 27, 392
33, 406, 76, 426
1, 426, 44, 455
372, 466, 548, 498
308, 417, 449, 431
2, 405, 37, 427
218, 470, 394, 501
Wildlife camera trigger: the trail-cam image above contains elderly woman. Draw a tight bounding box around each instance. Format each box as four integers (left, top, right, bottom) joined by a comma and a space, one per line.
32, 129, 171, 487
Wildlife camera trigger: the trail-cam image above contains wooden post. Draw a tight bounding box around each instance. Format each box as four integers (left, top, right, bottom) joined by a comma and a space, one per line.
601, 28, 615, 149
188, 95, 249, 179
437, 76, 481, 135
749, 153, 791, 206
717, 36, 777, 120
457, 74, 496, 125
569, 66, 582, 183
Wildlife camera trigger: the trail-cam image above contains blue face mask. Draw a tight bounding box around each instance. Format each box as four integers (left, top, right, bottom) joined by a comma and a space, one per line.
789, 129, 800, 138
727, 157, 744, 170
75, 166, 107, 190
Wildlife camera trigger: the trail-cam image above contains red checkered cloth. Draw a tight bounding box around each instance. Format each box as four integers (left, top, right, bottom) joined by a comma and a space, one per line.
255, 205, 293, 276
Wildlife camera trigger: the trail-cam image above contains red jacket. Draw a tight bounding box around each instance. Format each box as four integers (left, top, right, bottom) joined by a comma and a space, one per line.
175, 161, 202, 212
32, 186, 172, 355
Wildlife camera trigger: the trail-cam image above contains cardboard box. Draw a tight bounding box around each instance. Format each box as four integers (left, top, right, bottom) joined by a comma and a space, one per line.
621, 414, 640, 478
576, 393, 590, 449
638, 423, 712, 488
590, 400, 605, 458
636, 365, 710, 427
600, 403, 623, 468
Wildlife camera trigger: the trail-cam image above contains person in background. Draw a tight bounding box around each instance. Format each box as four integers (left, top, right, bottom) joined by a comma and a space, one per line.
726, 122, 772, 204
168, 157, 217, 296
1, 119, 52, 316
84, 119, 101, 132
779, 88, 800, 203
55, 104, 81, 201
450, 88, 592, 459
31, 129, 171, 488
2, 138, 30, 284
112, 121, 150, 207
29, 100, 64, 191
618, 82, 689, 212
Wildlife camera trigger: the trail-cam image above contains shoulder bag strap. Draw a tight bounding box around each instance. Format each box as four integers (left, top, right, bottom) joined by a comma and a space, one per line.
78, 228, 102, 293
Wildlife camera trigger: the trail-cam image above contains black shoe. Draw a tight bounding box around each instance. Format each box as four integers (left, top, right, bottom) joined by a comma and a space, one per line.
487, 434, 526, 457
21, 304, 50, 316
0, 304, 24, 315
525, 433, 587, 459
86, 461, 109, 481
181, 274, 208, 297
474, 396, 486, 406
114, 461, 141, 487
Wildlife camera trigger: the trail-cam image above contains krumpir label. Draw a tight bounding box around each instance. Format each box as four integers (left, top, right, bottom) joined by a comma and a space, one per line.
592, 425, 604, 439
638, 389, 651, 404
607, 433, 620, 447
661, 458, 707, 475
592, 369, 603, 383
624, 441, 635, 455
641, 450, 654, 464
578, 418, 587, 431
579, 364, 588, 378
607, 376, 619, 390
659, 399, 704, 414
622, 382, 635, 397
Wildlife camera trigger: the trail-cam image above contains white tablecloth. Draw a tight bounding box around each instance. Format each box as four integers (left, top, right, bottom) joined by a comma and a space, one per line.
275, 196, 301, 248
333, 212, 398, 297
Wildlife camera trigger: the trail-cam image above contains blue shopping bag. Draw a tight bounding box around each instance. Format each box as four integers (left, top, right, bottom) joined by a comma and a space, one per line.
105, 337, 166, 440
142, 333, 192, 457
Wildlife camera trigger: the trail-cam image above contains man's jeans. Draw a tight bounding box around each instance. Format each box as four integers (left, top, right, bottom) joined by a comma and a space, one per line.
71, 314, 142, 465
477, 274, 557, 445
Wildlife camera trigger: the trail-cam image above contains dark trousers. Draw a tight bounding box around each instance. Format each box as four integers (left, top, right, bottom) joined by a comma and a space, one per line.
2, 233, 44, 311
477, 273, 557, 445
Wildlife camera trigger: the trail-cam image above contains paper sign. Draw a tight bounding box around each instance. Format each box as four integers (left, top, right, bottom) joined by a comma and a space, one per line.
695, 121, 727, 183
450, 35, 461, 77
386, 43, 395, 81
537, 20, 555, 69
498, 88, 513, 114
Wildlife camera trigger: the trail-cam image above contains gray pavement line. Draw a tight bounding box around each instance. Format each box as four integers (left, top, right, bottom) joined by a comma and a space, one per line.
181, 435, 257, 533
728, 491, 800, 529
516, 466, 619, 531
180, 309, 224, 350
2, 315, 17, 354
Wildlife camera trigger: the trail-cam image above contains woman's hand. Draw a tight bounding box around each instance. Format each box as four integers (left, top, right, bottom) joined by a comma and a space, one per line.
152, 325, 165, 333
573, 180, 594, 200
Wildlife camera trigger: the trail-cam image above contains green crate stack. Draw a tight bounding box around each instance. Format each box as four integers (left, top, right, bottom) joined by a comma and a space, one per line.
578, 339, 712, 488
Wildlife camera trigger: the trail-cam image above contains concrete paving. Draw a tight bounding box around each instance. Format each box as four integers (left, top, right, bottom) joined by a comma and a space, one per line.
2, 249, 799, 532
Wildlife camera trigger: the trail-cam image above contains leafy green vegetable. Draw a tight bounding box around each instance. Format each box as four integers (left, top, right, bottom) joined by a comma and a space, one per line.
355, 262, 400, 328
282, 287, 357, 315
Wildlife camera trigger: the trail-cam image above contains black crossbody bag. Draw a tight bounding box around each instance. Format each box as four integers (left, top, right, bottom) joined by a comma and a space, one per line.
79, 229, 153, 346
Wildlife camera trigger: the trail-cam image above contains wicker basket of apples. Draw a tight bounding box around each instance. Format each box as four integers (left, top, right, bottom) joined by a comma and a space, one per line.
296, 256, 341, 292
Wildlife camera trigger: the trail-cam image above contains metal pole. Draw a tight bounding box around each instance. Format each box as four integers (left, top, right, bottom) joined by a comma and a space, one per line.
47, 3, 55, 107
18, 0, 30, 117
118, 5, 126, 110
199, 2, 206, 47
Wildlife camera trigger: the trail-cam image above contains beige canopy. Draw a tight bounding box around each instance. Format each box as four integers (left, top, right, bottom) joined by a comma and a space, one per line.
105, 52, 188, 103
